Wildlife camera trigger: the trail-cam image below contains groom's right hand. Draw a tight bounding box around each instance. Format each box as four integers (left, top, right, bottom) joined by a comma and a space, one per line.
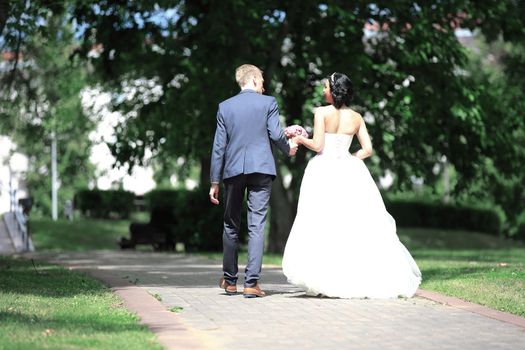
209, 183, 220, 205
289, 140, 298, 156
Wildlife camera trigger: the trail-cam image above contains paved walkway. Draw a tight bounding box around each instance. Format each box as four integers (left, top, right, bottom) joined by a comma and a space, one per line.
28, 251, 525, 350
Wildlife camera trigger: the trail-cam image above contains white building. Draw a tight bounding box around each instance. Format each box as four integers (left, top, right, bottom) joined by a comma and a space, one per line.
0, 136, 29, 214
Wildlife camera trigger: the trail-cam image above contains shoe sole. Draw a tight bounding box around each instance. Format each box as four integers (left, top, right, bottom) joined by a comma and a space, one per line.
243, 293, 264, 298
219, 279, 237, 295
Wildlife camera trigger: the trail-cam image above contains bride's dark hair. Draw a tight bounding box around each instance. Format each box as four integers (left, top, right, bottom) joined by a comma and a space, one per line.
328, 72, 354, 109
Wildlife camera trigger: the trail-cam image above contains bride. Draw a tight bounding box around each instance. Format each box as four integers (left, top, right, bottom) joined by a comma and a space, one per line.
282, 72, 422, 299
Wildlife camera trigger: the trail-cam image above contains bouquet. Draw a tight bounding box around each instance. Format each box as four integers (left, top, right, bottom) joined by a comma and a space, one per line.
284, 125, 308, 139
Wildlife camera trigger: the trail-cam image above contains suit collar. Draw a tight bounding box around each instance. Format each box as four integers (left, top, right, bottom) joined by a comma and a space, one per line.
239, 89, 257, 95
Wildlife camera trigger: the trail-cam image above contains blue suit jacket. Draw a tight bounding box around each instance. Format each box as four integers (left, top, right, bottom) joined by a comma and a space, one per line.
210, 89, 290, 183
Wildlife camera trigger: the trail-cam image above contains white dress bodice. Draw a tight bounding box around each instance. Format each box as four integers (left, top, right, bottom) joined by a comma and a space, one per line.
317, 133, 354, 158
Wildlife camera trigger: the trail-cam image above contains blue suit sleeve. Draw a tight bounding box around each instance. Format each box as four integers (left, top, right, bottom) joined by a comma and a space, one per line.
210, 108, 227, 183
267, 98, 291, 156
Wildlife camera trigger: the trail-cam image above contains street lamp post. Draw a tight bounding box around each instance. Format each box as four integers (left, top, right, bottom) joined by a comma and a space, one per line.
442, 155, 450, 204
51, 131, 58, 221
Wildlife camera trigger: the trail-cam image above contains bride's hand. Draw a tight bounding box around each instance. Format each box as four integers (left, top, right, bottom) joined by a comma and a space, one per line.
292, 136, 302, 145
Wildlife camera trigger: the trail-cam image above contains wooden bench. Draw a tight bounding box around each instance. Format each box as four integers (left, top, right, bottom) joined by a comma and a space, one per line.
118, 206, 176, 251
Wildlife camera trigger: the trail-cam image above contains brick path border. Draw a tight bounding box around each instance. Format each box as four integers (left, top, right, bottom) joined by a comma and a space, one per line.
72, 267, 209, 350
416, 289, 525, 329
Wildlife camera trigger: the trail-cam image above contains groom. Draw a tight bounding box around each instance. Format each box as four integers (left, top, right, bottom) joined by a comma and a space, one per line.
209, 64, 297, 298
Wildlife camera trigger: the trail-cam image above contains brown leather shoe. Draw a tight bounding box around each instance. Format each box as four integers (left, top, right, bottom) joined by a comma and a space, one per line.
243, 283, 266, 298
219, 277, 237, 295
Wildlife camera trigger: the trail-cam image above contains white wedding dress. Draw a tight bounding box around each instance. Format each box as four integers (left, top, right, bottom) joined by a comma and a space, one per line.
282, 133, 422, 298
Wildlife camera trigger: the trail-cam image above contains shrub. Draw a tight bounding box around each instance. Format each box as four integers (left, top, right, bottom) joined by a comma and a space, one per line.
75, 190, 135, 219
145, 188, 248, 251
512, 212, 525, 241
384, 199, 505, 235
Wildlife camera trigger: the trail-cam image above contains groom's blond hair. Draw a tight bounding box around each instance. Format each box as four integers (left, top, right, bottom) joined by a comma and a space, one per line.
235, 64, 263, 87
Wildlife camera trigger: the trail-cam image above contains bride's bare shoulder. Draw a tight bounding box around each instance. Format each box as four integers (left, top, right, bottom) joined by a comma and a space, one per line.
313, 105, 335, 116
347, 108, 363, 120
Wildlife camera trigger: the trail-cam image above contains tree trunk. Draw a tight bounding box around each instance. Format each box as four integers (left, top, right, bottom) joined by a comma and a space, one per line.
199, 154, 211, 188
0, 0, 8, 36
263, 15, 296, 253
267, 164, 295, 253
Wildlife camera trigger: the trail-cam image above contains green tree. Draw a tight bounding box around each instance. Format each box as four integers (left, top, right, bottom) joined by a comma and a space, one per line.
457, 34, 525, 235
1, 10, 94, 216
68, 1, 525, 249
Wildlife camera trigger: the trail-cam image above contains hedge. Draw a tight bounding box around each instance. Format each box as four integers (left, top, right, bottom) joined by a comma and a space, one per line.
513, 212, 525, 241
384, 199, 505, 236
143, 190, 507, 250
74, 189, 135, 219
73, 187, 510, 249
145, 188, 248, 251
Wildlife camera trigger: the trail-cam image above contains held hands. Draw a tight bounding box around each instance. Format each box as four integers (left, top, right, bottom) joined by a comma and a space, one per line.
284, 125, 308, 138
289, 138, 299, 156
209, 183, 220, 205
288, 136, 304, 156
292, 136, 302, 145
284, 125, 307, 157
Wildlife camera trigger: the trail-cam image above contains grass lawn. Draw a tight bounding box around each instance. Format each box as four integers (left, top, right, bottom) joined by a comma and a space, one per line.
29, 218, 132, 251
199, 228, 525, 317
0, 256, 162, 350
400, 228, 525, 317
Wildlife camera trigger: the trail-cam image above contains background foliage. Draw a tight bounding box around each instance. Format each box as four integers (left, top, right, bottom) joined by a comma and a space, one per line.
1, 1, 524, 250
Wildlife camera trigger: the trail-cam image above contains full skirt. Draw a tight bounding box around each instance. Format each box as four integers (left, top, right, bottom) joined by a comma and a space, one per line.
282, 154, 422, 298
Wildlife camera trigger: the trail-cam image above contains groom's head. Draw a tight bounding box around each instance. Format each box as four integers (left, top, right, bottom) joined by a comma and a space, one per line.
236, 64, 265, 94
